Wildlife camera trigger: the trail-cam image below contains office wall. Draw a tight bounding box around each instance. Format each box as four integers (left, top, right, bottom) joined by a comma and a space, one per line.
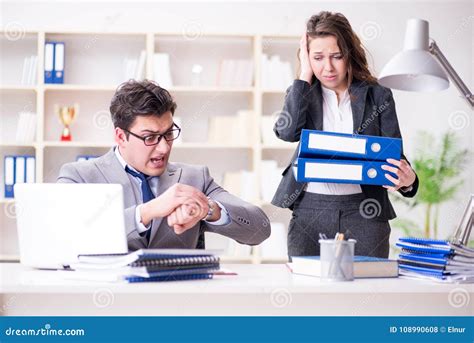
1, 0, 472, 241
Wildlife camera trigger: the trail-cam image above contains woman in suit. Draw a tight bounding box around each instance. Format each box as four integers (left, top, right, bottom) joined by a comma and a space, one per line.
272, 11, 419, 258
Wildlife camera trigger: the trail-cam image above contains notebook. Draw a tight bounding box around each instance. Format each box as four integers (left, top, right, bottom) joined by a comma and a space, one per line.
77, 249, 219, 268
288, 255, 399, 278
69, 249, 220, 283
397, 237, 474, 284
396, 240, 452, 255
126, 273, 213, 283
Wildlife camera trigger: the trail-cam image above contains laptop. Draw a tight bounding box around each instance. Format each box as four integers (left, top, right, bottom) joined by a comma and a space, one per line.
14, 183, 129, 269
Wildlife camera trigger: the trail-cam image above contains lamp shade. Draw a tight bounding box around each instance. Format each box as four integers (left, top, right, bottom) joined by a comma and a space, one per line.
378, 19, 449, 91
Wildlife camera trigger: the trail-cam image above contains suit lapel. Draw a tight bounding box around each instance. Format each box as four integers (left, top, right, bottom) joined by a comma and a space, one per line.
157, 163, 182, 196
94, 149, 139, 207
349, 80, 369, 134
149, 163, 182, 245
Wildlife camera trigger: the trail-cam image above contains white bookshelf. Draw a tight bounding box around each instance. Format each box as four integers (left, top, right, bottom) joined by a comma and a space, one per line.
0, 30, 299, 263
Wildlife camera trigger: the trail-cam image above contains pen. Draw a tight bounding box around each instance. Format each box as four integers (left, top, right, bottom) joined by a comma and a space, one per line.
331, 233, 347, 279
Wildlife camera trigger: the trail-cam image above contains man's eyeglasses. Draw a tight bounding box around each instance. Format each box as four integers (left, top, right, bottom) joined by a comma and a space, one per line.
123, 123, 181, 146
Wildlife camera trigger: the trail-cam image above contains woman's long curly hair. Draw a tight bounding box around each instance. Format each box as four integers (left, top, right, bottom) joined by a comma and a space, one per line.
299, 11, 377, 87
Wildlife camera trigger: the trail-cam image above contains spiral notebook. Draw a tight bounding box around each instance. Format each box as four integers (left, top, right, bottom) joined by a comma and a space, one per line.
77, 249, 220, 268
69, 249, 220, 283
397, 237, 474, 284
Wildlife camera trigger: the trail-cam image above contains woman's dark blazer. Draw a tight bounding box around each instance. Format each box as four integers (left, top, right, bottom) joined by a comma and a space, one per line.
271, 79, 419, 221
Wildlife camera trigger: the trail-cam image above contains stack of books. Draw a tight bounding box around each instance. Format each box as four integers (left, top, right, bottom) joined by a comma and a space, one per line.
153, 52, 173, 88
207, 110, 255, 145
67, 249, 220, 283
15, 111, 37, 143
261, 54, 293, 91
222, 169, 257, 202
287, 255, 398, 278
21, 55, 38, 85
296, 130, 401, 186
216, 59, 253, 87
397, 237, 474, 283
123, 50, 147, 82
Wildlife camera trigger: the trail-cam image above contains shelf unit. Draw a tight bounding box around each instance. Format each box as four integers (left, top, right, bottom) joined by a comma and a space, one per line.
0, 30, 299, 263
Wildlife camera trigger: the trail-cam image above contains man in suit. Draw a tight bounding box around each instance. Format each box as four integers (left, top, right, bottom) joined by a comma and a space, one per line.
57, 79, 270, 250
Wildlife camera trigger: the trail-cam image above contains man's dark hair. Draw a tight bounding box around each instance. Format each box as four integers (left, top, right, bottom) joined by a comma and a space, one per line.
110, 79, 177, 130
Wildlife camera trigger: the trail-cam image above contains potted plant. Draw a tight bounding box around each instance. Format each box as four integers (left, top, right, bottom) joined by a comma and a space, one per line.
390, 130, 469, 239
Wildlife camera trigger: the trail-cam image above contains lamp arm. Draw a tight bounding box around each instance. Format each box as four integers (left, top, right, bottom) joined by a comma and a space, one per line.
429, 40, 474, 108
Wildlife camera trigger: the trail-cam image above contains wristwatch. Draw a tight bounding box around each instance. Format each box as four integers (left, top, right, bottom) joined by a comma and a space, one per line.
204, 197, 215, 221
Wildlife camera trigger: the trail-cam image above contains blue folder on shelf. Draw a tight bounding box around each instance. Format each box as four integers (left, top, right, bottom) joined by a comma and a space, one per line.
44, 42, 55, 84
4, 156, 15, 198
298, 129, 402, 161
53, 42, 65, 84
295, 158, 397, 186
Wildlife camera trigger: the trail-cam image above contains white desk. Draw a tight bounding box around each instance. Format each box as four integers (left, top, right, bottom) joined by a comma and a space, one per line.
1, 263, 473, 316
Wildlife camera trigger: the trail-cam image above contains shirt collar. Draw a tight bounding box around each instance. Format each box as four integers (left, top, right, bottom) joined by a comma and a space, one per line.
114, 146, 140, 174
321, 85, 349, 103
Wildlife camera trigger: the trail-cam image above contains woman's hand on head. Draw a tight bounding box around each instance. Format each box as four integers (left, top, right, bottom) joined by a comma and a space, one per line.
299, 33, 313, 84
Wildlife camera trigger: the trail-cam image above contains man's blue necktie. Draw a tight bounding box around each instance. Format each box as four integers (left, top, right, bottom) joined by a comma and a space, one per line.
125, 166, 154, 242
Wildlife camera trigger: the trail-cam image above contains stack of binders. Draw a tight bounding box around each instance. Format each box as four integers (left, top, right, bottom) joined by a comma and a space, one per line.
397, 237, 474, 283
68, 249, 220, 283
295, 130, 402, 186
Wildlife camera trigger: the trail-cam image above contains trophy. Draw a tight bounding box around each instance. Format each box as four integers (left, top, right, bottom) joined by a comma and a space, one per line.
55, 103, 78, 141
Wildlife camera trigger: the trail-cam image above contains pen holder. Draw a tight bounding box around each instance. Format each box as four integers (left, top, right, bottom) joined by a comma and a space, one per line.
319, 239, 356, 282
